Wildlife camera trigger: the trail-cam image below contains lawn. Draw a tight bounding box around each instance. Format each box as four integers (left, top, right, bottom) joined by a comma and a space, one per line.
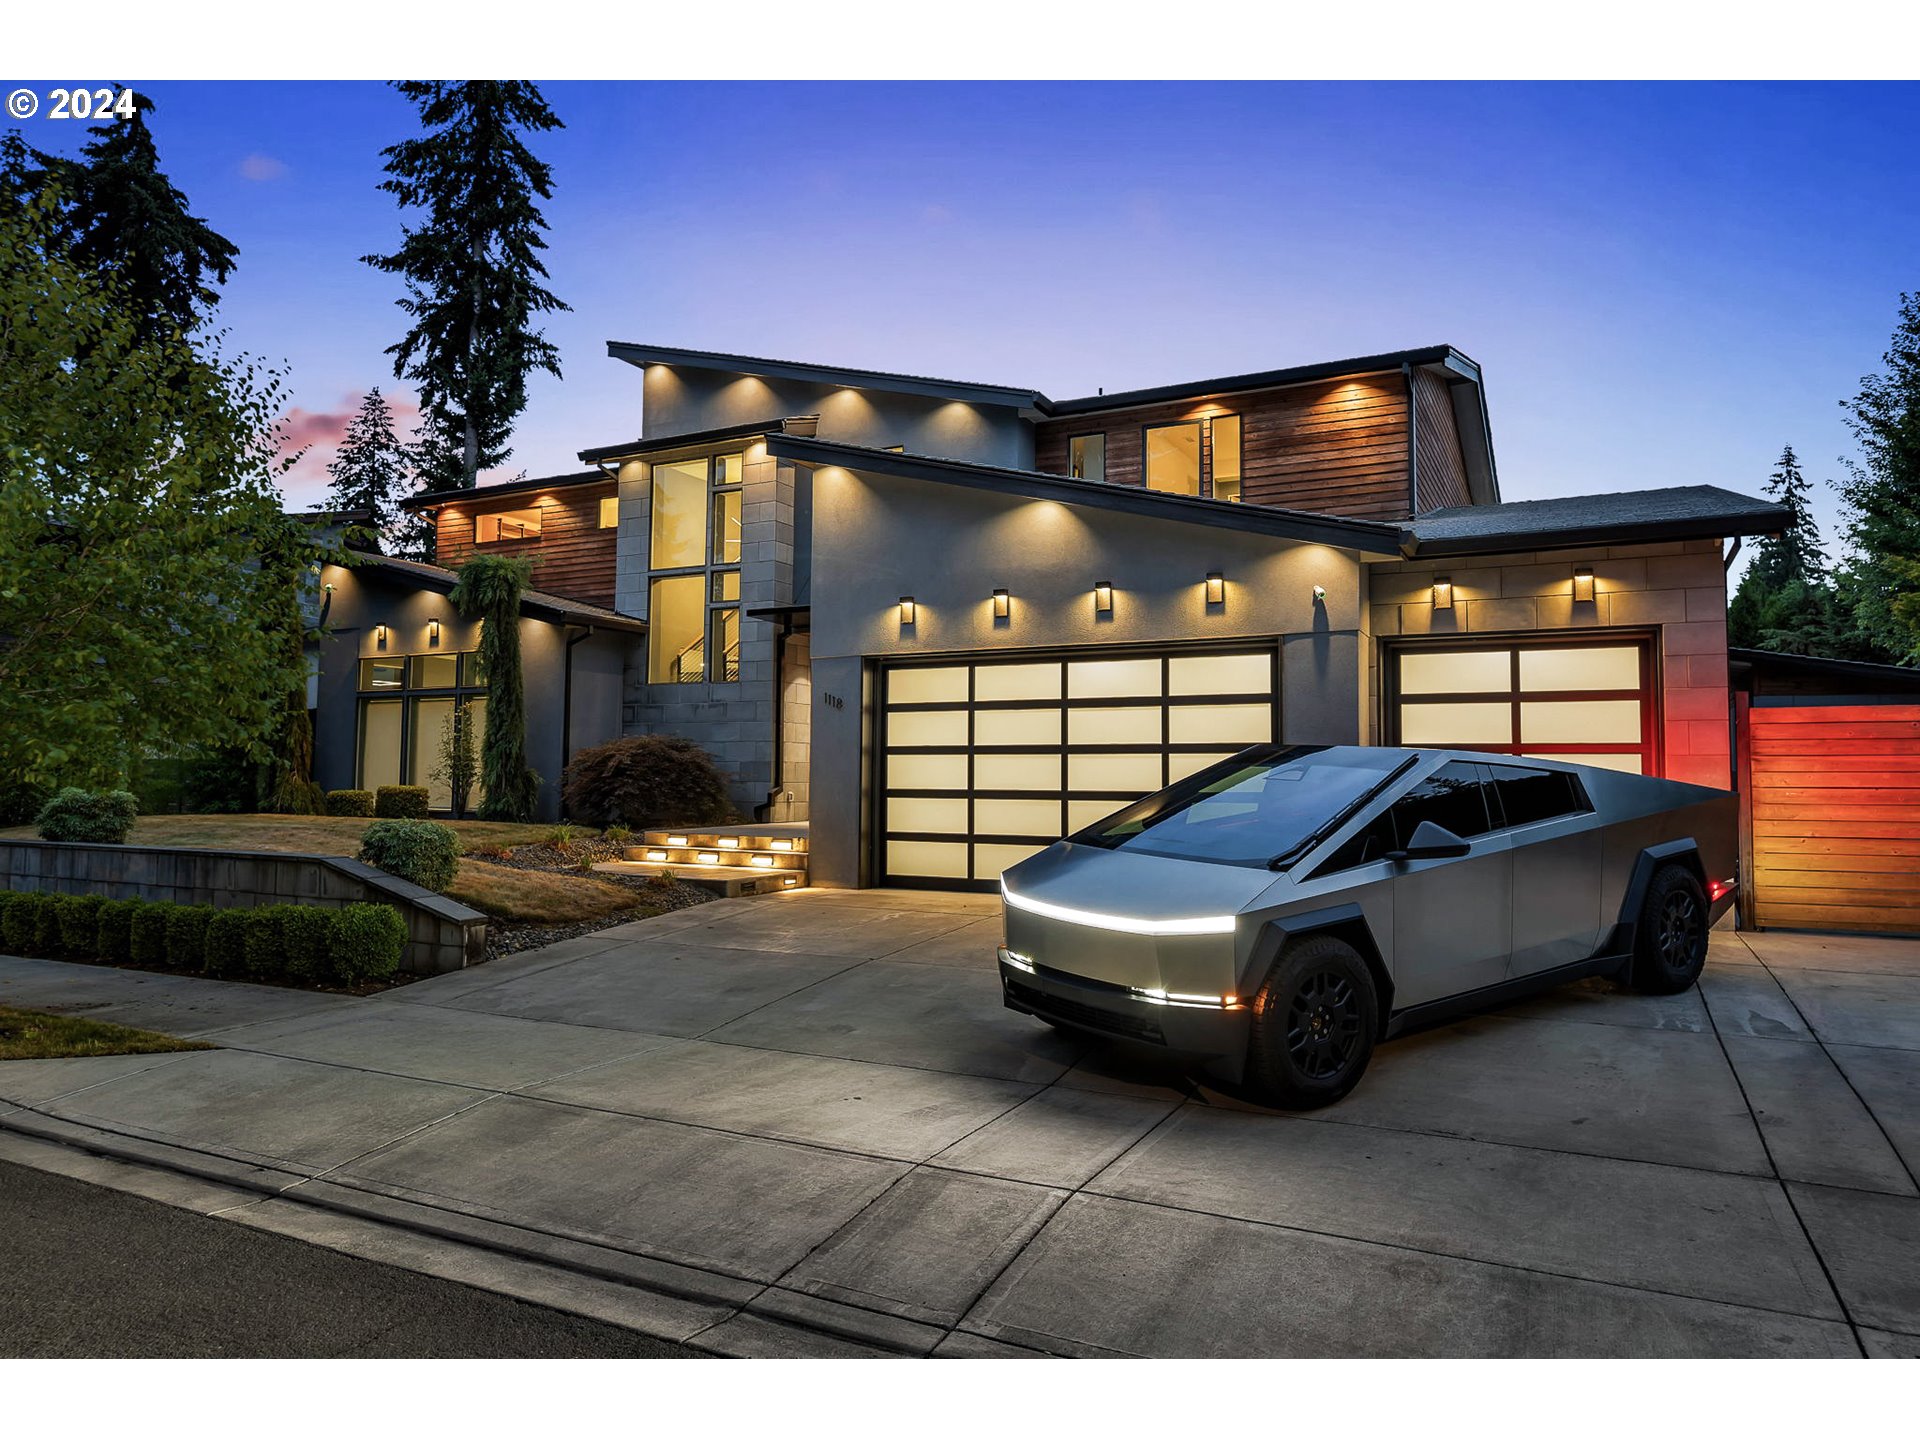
0, 1006, 214, 1062
0, 813, 557, 856
447, 860, 647, 926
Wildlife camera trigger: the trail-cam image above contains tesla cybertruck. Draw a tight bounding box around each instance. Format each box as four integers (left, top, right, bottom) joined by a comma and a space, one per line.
998, 745, 1737, 1108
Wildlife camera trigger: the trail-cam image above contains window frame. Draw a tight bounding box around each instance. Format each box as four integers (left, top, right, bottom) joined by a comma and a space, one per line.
645, 449, 747, 687
1067, 432, 1107, 483
473, 507, 544, 544
1141, 420, 1204, 496
354, 648, 489, 807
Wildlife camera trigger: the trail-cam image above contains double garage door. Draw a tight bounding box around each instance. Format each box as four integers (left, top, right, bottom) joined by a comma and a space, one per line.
879, 646, 1278, 887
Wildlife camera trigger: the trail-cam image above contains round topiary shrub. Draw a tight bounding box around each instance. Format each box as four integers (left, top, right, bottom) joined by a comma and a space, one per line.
242, 906, 288, 978
326, 789, 376, 818
3, 892, 47, 954
96, 899, 139, 964
34, 788, 139, 844
374, 785, 430, 819
357, 819, 460, 892
561, 735, 733, 829
331, 903, 406, 984
129, 901, 176, 966
164, 905, 212, 971
203, 909, 249, 977
55, 894, 105, 958
280, 905, 335, 982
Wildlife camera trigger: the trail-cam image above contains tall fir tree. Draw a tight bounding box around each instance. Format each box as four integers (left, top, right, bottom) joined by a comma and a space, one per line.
362, 82, 568, 491
1, 94, 237, 341
1728, 446, 1847, 657
1834, 292, 1920, 663
323, 387, 435, 559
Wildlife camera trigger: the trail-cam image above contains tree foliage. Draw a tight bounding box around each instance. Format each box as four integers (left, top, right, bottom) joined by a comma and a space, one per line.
1728, 446, 1850, 656
2, 95, 238, 342
449, 554, 540, 820
1835, 291, 1920, 663
362, 82, 569, 491
0, 194, 313, 790
430, 699, 480, 818
323, 386, 434, 559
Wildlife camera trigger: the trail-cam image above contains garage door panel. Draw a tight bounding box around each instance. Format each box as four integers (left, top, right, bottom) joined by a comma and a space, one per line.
887, 796, 969, 834
885, 709, 969, 747
1068, 706, 1162, 745
974, 798, 1063, 836
974, 662, 1061, 701
1068, 752, 1164, 793
886, 840, 969, 879
976, 753, 1062, 791
887, 753, 968, 790
1067, 657, 1161, 698
974, 708, 1062, 746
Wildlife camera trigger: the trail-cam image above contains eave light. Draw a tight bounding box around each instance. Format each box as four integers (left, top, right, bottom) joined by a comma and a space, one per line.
1001, 882, 1235, 936
374, 624, 388, 651
899, 596, 916, 625
992, 588, 1010, 619
1093, 580, 1114, 614
1205, 572, 1225, 606
1573, 566, 1596, 603
1432, 576, 1453, 611
428, 618, 441, 647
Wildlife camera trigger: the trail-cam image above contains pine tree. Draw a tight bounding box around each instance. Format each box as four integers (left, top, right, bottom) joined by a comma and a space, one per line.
1728, 446, 1842, 656
2, 94, 238, 341
323, 387, 434, 559
362, 82, 569, 491
1835, 292, 1920, 664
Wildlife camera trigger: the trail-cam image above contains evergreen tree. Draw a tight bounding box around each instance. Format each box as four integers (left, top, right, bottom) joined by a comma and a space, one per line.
449, 555, 540, 821
1728, 446, 1844, 656
1835, 292, 1920, 663
2, 94, 238, 340
323, 387, 434, 559
362, 82, 569, 491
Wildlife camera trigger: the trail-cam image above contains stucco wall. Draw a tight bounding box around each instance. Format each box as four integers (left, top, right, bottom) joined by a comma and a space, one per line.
1366, 538, 1731, 788
804, 464, 1372, 886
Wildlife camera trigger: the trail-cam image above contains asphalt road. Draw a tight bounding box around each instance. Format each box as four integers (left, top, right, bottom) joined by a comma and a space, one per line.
0, 1160, 696, 1358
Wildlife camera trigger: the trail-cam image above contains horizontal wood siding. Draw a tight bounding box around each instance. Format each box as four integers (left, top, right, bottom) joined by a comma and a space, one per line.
1748, 703, 1920, 934
433, 481, 617, 608
1033, 373, 1413, 522
1413, 368, 1471, 512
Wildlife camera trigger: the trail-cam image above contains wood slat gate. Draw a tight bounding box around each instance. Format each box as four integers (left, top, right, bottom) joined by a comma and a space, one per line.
1745, 702, 1920, 933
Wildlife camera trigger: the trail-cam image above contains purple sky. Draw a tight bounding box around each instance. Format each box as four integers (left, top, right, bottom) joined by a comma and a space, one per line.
11, 80, 1917, 561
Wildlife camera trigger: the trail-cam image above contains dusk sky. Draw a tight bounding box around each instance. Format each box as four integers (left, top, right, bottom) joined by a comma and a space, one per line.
12, 80, 1917, 560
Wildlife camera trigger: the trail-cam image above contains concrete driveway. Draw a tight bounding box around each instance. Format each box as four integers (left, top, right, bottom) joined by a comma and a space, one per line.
3, 889, 1917, 1357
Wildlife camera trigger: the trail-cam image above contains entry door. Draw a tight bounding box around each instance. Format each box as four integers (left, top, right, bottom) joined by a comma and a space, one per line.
879, 647, 1278, 888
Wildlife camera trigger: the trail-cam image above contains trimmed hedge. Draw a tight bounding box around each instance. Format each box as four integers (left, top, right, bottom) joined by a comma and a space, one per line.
357, 818, 460, 892
0, 890, 405, 987
326, 789, 375, 818
35, 787, 139, 844
374, 785, 430, 819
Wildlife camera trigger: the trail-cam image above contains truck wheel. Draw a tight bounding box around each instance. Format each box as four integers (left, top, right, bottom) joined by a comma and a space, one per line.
1630, 864, 1709, 995
1245, 934, 1378, 1109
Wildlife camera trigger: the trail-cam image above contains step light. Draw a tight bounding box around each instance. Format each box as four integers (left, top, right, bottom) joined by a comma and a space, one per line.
695, 852, 719, 865
645, 850, 667, 862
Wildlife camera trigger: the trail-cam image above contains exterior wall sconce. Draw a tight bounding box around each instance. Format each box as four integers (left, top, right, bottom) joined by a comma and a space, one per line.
899, 596, 916, 625
428, 618, 441, 647
992, 588, 1010, 619
1312, 584, 1327, 603
1205, 572, 1225, 606
1432, 576, 1454, 611
374, 624, 388, 651
1094, 580, 1114, 614
1573, 566, 1596, 603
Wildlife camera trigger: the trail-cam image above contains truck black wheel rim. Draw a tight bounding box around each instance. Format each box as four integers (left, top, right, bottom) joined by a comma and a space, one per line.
1287, 969, 1361, 1080
1658, 890, 1702, 970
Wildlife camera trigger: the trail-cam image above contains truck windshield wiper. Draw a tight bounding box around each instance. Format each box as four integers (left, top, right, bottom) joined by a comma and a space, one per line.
1266, 754, 1419, 871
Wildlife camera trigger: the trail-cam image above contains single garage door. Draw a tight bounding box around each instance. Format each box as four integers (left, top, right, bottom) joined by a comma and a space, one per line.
879, 646, 1279, 888
1385, 636, 1656, 773
1748, 703, 1920, 934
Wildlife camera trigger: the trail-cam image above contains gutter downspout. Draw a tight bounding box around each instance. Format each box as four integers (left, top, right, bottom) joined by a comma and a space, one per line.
561, 625, 593, 780
1402, 361, 1420, 515
754, 613, 796, 823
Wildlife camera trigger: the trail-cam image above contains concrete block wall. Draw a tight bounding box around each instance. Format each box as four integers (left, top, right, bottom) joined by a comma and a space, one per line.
774, 630, 812, 821
0, 841, 486, 975
1365, 538, 1731, 788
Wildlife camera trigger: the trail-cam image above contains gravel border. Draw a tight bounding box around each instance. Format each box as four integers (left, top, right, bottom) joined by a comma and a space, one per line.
470, 840, 716, 961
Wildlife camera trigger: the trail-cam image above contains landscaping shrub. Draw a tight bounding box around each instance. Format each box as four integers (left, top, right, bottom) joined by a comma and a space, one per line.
374, 785, 430, 819
34, 787, 139, 844
129, 901, 176, 966
357, 818, 460, 892
203, 909, 249, 978
55, 894, 105, 957
561, 735, 732, 829
242, 906, 288, 978
0, 777, 51, 827
605, 826, 632, 844
326, 789, 376, 818
331, 902, 406, 984
279, 905, 335, 982
96, 899, 138, 963
0, 892, 43, 954
164, 905, 212, 971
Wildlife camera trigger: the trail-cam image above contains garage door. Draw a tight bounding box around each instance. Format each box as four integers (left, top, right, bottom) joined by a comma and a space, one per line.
1748, 703, 1920, 934
1386, 637, 1655, 773
879, 646, 1279, 888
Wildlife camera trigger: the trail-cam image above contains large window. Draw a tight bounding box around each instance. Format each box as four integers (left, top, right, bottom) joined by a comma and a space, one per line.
475, 507, 542, 543
356, 650, 488, 812
1145, 422, 1201, 495
647, 450, 744, 685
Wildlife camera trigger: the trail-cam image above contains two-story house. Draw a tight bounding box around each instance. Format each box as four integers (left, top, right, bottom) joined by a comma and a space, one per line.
310, 341, 1785, 892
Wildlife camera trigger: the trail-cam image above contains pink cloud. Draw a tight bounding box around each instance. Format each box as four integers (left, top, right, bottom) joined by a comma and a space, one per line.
275, 390, 420, 510
240, 153, 287, 182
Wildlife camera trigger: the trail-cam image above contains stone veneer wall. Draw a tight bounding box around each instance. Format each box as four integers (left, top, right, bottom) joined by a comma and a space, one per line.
0, 841, 486, 975
1365, 537, 1731, 789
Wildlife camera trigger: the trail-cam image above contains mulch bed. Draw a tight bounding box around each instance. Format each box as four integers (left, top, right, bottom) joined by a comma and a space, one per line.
470, 838, 717, 962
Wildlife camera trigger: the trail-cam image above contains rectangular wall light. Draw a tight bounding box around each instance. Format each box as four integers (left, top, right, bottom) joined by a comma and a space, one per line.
1573, 566, 1595, 603
1432, 576, 1453, 611
992, 588, 1010, 619
898, 596, 916, 625
374, 624, 388, 651
1205, 572, 1225, 605
428, 618, 441, 647
1094, 580, 1114, 614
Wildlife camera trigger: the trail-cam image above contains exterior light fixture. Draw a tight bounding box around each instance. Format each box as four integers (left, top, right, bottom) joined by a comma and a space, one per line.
374, 624, 388, 651
1205, 572, 1225, 605
666, 835, 688, 846
1432, 576, 1454, 611
750, 855, 775, 868
992, 588, 1010, 619
769, 839, 793, 851
782, 877, 798, 887
1573, 566, 1596, 603
1094, 580, 1114, 614
899, 596, 916, 625
645, 850, 667, 862
695, 851, 719, 865
717, 837, 740, 848
428, 618, 441, 647
1312, 584, 1327, 603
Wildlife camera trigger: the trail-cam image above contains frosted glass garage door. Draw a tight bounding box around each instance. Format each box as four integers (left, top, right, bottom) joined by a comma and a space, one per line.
1390, 640, 1654, 773
880, 648, 1279, 887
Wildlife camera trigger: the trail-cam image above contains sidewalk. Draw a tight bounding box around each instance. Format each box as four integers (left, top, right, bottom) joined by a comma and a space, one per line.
3, 891, 1916, 1357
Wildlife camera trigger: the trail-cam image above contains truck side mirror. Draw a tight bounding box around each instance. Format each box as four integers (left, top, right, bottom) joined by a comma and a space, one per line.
1387, 820, 1472, 862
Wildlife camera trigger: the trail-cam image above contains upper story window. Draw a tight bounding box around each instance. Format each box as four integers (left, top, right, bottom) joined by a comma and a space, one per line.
1211, 415, 1242, 503
1143, 415, 1242, 502
598, 496, 618, 528
475, 506, 542, 543
1068, 434, 1105, 483
648, 451, 744, 685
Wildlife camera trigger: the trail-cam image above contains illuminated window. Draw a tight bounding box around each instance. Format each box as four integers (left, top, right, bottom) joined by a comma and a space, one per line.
1210, 414, 1242, 502
710, 488, 742, 564
648, 575, 707, 683
649, 459, 707, 569
599, 496, 618, 528
1068, 434, 1106, 482
647, 451, 747, 685
475, 507, 542, 543
356, 651, 488, 811
1145, 422, 1201, 495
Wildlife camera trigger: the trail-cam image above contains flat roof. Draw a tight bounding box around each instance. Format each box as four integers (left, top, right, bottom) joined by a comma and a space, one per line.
608, 342, 1048, 410
575, 416, 805, 466
1043, 345, 1478, 415
342, 550, 646, 633
403, 470, 608, 511
1405, 485, 1788, 556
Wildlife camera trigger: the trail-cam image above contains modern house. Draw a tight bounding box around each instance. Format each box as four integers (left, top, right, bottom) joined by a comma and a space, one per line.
310, 341, 1788, 894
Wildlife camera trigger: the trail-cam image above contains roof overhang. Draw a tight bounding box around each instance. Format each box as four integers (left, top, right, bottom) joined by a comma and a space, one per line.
576, 416, 814, 467
764, 434, 1409, 556
608, 342, 1048, 413
403, 470, 609, 512
1404, 486, 1790, 558
337, 549, 647, 634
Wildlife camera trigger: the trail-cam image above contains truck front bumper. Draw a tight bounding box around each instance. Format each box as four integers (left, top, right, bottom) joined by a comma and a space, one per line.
998, 947, 1250, 1061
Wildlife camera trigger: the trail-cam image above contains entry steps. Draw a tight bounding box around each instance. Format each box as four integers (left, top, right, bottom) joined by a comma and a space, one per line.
590, 824, 808, 898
